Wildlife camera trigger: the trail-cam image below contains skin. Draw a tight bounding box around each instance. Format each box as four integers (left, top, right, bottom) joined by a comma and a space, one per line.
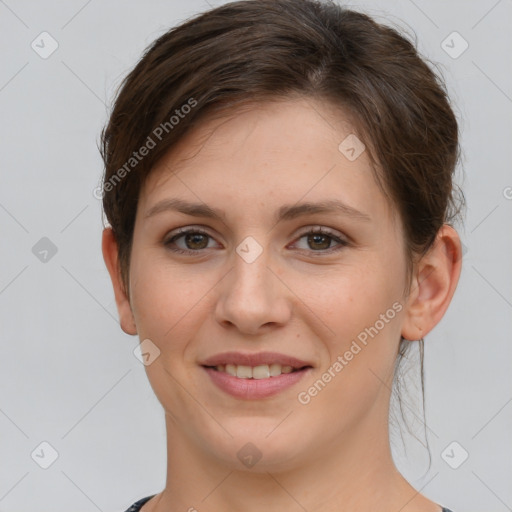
103, 97, 462, 512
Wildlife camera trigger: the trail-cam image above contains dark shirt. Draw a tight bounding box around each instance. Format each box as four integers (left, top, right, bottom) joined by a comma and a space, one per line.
123, 494, 454, 512
124, 495, 156, 511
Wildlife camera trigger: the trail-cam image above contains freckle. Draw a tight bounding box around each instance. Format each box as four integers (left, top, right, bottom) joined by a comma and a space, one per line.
296, 333, 300, 338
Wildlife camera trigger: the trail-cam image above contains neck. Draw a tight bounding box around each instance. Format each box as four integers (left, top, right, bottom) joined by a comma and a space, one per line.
147, 405, 438, 512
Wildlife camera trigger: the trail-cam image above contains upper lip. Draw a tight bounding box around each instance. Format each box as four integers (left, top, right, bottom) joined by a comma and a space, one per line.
200, 351, 313, 369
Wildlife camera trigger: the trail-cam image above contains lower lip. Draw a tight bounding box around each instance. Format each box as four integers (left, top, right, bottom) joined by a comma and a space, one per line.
202, 366, 311, 399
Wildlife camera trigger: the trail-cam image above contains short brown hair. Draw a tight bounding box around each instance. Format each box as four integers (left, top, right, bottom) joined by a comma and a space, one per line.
100, 0, 464, 298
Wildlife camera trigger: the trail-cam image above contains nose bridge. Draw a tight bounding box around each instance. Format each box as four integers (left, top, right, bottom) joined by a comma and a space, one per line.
231, 238, 274, 306
215, 236, 289, 332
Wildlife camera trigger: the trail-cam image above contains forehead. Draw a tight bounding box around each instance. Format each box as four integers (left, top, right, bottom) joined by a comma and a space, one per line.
140, 98, 396, 227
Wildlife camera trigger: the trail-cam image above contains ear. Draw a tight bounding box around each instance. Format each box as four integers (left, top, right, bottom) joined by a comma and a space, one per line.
102, 227, 137, 335
401, 224, 462, 341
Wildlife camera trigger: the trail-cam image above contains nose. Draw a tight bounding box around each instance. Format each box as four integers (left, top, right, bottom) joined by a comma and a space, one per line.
214, 247, 291, 335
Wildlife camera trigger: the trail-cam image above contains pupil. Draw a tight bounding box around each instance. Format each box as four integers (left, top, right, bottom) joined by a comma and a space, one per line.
309, 234, 330, 250
186, 233, 208, 250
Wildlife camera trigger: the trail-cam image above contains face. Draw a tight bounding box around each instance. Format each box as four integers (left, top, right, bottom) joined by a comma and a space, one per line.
125, 98, 412, 471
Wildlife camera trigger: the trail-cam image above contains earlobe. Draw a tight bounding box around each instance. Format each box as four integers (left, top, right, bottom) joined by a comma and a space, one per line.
101, 227, 138, 335
401, 224, 462, 342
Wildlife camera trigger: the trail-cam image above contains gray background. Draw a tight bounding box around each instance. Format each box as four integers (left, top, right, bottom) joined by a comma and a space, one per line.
0, 0, 511, 511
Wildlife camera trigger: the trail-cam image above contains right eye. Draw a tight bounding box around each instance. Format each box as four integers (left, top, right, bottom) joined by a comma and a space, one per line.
163, 227, 220, 255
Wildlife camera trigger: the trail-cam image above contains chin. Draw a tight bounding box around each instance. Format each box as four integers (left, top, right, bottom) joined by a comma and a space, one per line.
202, 419, 312, 473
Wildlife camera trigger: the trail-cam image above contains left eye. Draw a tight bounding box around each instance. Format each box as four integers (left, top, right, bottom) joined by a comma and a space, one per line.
163, 227, 348, 254
292, 228, 348, 253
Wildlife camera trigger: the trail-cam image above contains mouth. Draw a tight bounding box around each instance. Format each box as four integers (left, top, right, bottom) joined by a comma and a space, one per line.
199, 351, 313, 399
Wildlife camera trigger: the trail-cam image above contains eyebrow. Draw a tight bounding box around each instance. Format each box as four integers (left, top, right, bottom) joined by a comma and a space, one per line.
144, 198, 372, 223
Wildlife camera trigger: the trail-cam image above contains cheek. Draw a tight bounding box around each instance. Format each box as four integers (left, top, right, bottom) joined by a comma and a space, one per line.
296, 269, 403, 432
128, 261, 210, 405
129, 255, 222, 357
129, 259, 189, 341
301, 258, 404, 338
297, 258, 405, 404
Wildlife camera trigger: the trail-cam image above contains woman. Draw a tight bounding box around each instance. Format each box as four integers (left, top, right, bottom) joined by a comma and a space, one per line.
100, 1, 464, 510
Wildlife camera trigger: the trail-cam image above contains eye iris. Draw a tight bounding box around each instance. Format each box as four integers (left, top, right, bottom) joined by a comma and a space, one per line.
308, 233, 330, 250
186, 233, 208, 250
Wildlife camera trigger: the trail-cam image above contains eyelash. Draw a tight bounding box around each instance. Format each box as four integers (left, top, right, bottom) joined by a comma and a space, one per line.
163, 226, 349, 256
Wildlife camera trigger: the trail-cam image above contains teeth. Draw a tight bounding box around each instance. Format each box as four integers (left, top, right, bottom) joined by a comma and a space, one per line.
269, 363, 282, 377
253, 365, 270, 379
236, 365, 252, 379
214, 363, 298, 378
225, 364, 236, 376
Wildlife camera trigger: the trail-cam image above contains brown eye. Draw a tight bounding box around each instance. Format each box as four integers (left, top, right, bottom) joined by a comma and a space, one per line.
164, 228, 217, 254
292, 227, 348, 254
307, 233, 332, 250
183, 232, 209, 250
